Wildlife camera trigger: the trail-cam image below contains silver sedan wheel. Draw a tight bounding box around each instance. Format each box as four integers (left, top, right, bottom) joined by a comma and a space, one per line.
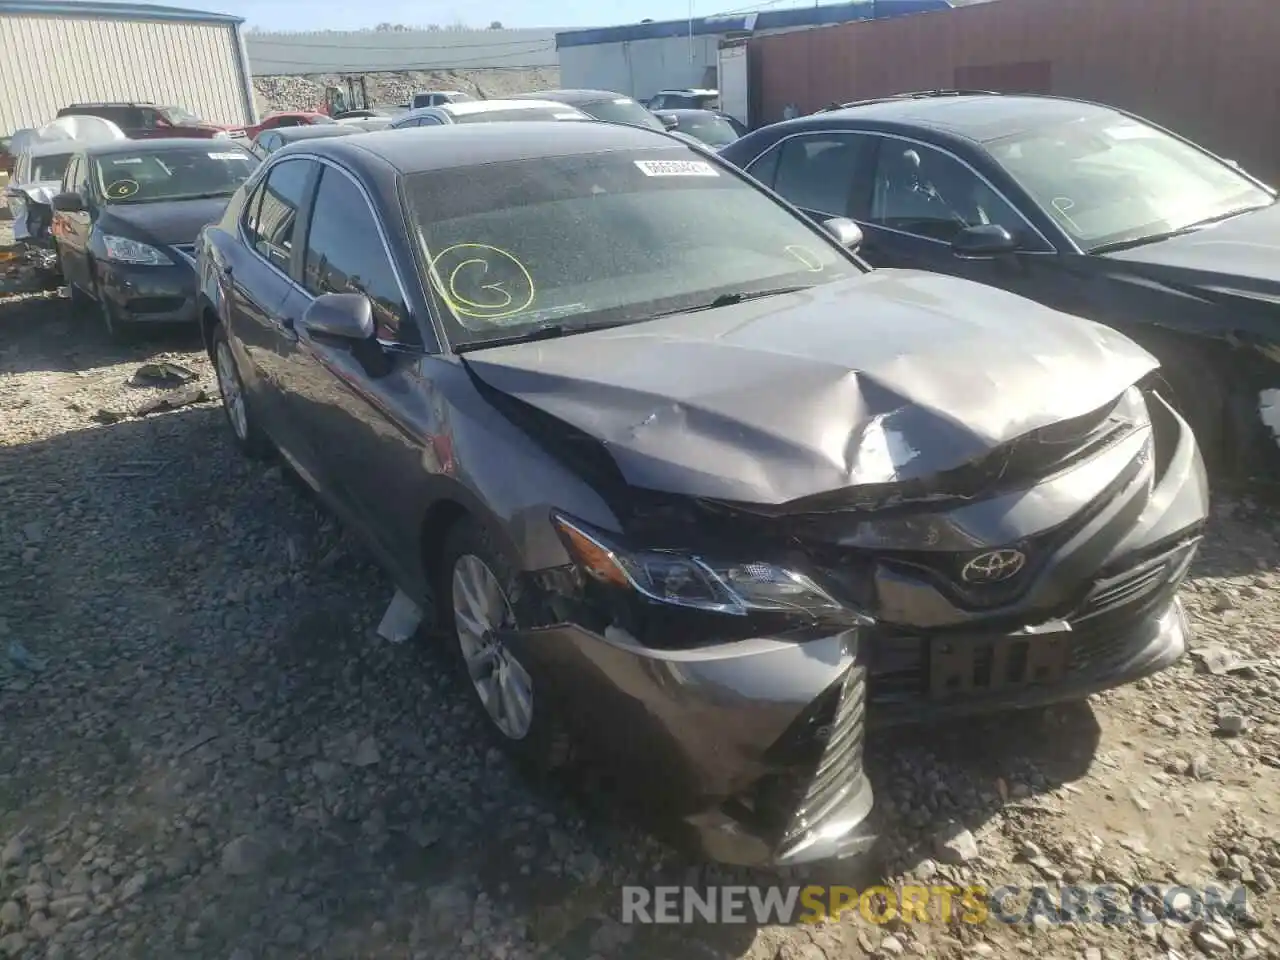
214, 340, 248, 442
451, 554, 534, 741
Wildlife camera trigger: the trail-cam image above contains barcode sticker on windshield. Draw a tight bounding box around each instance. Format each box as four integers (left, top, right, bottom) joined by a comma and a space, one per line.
208, 152, 245, 160
634, 159, 719, 177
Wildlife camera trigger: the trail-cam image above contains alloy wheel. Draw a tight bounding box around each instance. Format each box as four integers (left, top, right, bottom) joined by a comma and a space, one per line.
214, 340, 249, 442
451, 553, 534, 740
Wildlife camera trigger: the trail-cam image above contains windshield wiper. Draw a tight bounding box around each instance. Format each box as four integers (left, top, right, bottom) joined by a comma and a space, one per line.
1089, 202, 1274, 254
643, 285, 812, 321
453, 320, 630, 354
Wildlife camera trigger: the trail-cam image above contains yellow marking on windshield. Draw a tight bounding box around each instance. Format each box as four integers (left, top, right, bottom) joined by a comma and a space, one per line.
785, 245, 825, 272
428, 243, 535, 321
106, 179, 140, 199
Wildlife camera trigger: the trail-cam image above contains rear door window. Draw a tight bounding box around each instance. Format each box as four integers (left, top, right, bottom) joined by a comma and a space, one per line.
771, 133, 870, 217
245, 158, 314, 272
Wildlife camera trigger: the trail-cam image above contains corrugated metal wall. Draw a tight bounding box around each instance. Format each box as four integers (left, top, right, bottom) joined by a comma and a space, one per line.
749, 0, 1280, 186
0, 13, 252, 133
245, 28, 560, 76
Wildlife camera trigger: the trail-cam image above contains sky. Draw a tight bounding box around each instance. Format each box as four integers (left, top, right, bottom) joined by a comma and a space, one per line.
184, 0, 810, 31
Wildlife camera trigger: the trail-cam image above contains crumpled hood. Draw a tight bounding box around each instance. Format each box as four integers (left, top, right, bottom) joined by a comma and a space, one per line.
100, 197, 229, 247
462, 270, 1159, 504
8, 179, 61, 204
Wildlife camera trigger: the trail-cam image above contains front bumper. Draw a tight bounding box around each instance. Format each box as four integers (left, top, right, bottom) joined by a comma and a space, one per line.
97, 256, 198, 325
502, 626, 876, 868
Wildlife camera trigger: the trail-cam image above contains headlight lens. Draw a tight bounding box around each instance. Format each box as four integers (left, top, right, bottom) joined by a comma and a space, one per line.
552, 513, 861, 620
101, 234, 172, 266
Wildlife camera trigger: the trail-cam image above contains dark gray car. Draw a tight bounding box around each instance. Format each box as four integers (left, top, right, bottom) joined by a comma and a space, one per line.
195, 121, 1208, 867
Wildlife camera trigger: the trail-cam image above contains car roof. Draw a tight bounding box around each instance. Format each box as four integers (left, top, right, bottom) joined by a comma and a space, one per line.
268, 126, 362, 141
64, 101, 153, 108
656, 108, 725, 119
294, 121, 688, 174
438, 98, 585, 117
511, 89, 636, 104
83, 137, 253, 156
656, 88, 718, 96
815, 93, 1124, 142
26, 140, 79, 157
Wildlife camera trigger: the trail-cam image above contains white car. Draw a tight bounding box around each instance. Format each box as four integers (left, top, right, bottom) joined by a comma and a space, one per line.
387, 99, 590, 129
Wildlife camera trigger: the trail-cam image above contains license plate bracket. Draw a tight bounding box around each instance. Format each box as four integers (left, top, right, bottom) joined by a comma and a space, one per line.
928, 631, 1072, 699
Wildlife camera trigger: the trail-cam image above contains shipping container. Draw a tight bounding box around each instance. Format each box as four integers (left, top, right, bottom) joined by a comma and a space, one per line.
746, 0, 1280, 185
0, 0, 257, 136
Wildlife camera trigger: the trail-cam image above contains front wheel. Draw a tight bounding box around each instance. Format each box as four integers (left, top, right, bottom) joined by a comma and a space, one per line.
210, 324, 272, 459
438, 520, 572, 775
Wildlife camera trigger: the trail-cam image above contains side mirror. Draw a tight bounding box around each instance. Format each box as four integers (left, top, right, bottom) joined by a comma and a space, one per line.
658, 114, 678, 130
51, 192, 84, 213
823, 216, 863, 252
301, 292, 375, 341
952, 223, 1018, 258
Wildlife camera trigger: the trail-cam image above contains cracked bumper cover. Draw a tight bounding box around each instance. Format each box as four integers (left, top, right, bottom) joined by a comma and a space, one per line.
501, 626, 876, 867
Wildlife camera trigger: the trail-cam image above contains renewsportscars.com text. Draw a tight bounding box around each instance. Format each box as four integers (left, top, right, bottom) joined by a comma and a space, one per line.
620, 884, 1249, 926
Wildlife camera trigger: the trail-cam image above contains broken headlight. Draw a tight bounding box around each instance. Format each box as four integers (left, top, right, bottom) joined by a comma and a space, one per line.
551, 513, 861, 620
101, 234, 173, 266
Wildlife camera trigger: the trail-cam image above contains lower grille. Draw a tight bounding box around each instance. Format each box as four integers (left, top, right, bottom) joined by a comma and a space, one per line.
868, 537, 1199, 708
127, 296, 186, 315
782, 665, 866, 847
727, 664, 868, 846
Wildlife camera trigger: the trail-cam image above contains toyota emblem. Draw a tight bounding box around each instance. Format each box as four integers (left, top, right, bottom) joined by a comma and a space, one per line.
961, 548, 1026, 584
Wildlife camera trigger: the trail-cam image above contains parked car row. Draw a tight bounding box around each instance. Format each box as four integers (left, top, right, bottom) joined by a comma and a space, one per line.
30, 88, 1251, 870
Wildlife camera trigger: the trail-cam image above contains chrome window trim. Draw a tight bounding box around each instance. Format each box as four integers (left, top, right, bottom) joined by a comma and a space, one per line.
236, 151, 430, 351
743, 128, 1058, 254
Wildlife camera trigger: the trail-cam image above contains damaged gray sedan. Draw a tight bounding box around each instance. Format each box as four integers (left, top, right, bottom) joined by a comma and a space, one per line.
196, 122, 1209, 867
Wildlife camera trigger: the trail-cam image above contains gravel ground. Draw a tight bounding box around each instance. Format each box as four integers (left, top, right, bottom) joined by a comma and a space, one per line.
0, 287, 1278, 960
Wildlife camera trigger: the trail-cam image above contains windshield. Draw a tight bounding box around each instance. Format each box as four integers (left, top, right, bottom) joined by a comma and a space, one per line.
163, 105, 201, 125
32, 153, 72, 182
987, 114, 1274, 250
677, 115, 739, 147
93, 147, 256, 204
404, 147, 858, 349
581, 98, 666, 130
453, 107, 583, 124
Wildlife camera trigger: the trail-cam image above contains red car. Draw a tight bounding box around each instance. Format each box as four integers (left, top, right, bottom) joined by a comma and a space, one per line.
230, 111, 335, 142
56, 102, 235, 139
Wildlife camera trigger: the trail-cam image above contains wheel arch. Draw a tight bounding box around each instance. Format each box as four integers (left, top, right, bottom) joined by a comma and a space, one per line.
415, 482, 529, 627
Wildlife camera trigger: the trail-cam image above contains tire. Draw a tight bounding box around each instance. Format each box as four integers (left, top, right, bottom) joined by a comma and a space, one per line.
437, 519, 573, 775
210, 323, 272, 460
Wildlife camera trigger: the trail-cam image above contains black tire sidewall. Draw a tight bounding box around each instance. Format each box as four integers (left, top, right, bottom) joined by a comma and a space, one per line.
437, 519, 571, 774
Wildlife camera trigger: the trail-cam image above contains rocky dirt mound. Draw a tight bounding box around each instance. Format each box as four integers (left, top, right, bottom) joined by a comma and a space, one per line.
252, 67, 561, 115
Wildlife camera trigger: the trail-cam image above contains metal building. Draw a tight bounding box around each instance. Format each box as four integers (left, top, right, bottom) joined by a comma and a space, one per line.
554, 0, 952, 108
0, 0, 257, 135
